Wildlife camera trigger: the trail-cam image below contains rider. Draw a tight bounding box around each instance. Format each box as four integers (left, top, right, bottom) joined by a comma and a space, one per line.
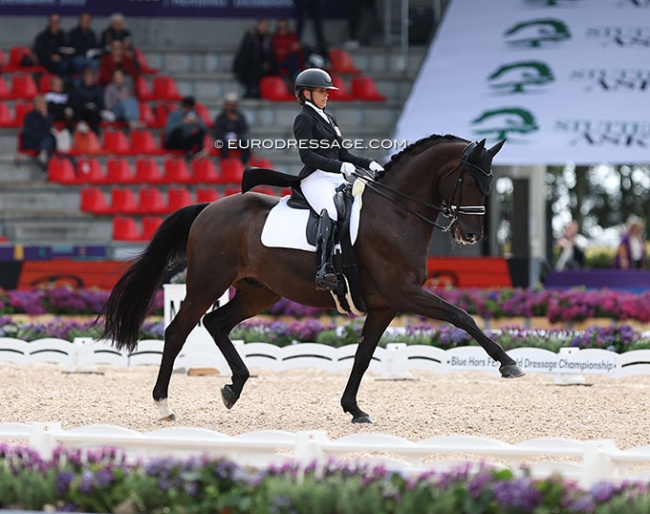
293, 68, 384, 291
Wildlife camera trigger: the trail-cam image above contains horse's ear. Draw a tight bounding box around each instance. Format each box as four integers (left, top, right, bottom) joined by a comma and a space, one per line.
469, 138, 486, 161
487, 139, 506, 158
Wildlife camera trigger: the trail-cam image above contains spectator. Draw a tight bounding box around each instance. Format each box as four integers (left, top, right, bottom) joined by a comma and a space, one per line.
614, 215, 647, 270
98, 40, 139, 88
344, 0, 378, 49
68, 12, 102, 74
44, 75, 74, 127
71, 67, 105, 135
555, 220, 587, 270
104, 69, 142, 129
164, 96, 207, 161
233, 18, 275, 98
272, 18, 302, 83
213, 92, 250, 165
100, 12, 133, 55
293, 0, 329, 60
32, 13, 69, 77
21, 94, 56, 171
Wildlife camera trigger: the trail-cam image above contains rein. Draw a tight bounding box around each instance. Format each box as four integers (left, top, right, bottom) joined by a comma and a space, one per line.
352, 161, 487, 232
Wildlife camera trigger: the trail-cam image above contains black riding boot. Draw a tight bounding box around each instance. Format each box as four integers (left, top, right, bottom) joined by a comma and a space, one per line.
315, 209, 338, 291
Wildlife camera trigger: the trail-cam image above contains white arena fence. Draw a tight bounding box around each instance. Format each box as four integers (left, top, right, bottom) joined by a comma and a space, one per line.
2, 421, 650, 488
1, 336, 649, 383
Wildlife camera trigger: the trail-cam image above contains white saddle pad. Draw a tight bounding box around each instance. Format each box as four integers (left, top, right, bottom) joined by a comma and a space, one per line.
261, 195, 362, 252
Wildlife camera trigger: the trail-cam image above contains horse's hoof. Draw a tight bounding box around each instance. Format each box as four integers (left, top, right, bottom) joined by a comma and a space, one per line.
158, 413, 176, 422
351, 414, 373, 424
221, 385, 239, 409
500, 363, 525, 378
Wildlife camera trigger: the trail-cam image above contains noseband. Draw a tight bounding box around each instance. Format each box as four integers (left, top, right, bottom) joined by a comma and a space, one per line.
353, 142, 493, 232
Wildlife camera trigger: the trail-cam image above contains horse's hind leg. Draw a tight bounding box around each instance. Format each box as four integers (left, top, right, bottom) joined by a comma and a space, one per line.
202, 280, 280, 409
341, 309, 396, 423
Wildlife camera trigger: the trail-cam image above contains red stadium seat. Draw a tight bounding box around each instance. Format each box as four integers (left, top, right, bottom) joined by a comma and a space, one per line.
14, 102, 33, 128
135, 157, 166, 184
196, 187, 220, 203
138, 102, 157, 128
351, 76, 386, 101
0, 49, 8, 72
328, 48, 361, 74
194, 102, 213, 127
154, 102, 178, 129
249, 157, 273, 169
72, 129, 105, 156
76, 157, 108, 184
110, 187, 140, 214
130, 129, 165, 155
103, 129, 131, 155
134, 49, 159, 74
220, 157, 245, 184
112, 215, 142, 241
134, 76, 154, 101
259, 76, 294, 101
106, 158, 137, 184
164, 157, 194, 183
224, 186, 240, 196
141, 215, 164, 239
152, 75, 182, 101
191, 157, 221, 184
167, 186, 193, 212
138, 186, 168, 215
47, 156, 80, 184
11, 73, 38, 100
38, 74, 57, 94
0, 102, 15, 127
8, 46, 45, 73
329, 74, 354, 101
80, 186, 112, 214
0, 77, 11, 100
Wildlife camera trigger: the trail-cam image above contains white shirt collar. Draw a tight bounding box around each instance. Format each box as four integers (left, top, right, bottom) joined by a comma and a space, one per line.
305, 101, 330, 123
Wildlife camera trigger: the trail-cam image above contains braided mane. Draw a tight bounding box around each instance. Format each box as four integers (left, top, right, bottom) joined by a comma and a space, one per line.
378, 133, 467, 178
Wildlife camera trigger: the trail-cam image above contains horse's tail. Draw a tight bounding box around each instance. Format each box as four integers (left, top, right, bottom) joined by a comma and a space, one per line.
102, 203, 210, 352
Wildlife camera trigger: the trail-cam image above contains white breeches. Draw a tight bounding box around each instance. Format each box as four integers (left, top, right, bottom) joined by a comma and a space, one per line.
300, 169, 346, 221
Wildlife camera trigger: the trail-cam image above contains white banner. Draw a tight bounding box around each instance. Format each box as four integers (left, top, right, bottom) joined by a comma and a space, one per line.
394, 0, 650, 165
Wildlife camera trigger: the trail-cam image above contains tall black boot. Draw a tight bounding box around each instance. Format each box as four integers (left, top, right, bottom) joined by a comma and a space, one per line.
315, 209, 338, 291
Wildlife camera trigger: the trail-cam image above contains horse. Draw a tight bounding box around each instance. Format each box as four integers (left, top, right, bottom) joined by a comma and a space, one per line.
102, 134, 525, 424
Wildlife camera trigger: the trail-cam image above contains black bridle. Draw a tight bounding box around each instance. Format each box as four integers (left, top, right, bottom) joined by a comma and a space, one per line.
351, 143, 493, 232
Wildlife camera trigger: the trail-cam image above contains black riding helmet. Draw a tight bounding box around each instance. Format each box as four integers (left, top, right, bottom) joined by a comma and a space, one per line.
294, 68, 338, 103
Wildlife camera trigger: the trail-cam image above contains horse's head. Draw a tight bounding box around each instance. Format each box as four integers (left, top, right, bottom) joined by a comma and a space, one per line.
440, 138, 505, 244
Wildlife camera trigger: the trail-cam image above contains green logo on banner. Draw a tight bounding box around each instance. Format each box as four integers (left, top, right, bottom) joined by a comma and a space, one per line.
472, 108, 539, 141
505, 19, 571, 48
488, 61, 554, 93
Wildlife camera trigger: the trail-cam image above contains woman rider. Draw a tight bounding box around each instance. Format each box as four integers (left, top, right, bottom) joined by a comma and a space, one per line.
293, 68, 384, 291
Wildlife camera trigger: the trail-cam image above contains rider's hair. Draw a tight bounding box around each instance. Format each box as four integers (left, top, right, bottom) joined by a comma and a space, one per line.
296, 87, 309, 106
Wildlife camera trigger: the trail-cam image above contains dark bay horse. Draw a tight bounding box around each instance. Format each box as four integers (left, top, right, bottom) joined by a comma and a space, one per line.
102, 134, 524, 424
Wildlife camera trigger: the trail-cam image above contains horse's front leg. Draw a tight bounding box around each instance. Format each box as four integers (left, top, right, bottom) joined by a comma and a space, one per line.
341, 309, 396, 423
395, 287, 524, 378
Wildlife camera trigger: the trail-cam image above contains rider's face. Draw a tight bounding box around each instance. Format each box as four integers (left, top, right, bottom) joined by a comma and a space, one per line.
308, 88, 329, 109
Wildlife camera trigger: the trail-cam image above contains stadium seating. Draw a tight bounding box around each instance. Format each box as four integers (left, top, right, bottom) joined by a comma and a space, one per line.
194, 102, 213, 127
152, 75, 182, 101
138, 186, 168, 214
110, 187, 140, 214
154, 102, 178, 129
249, 157, 273, 169
164, 157, 194, 183
0, 77, 11, 100
130, 129, 165, 155
260, 76, 294, 101
8, 46, 45, 73
76, 158, 107, 184
38, 74, 56, 94
11, 73, 38, 100
112, 215, 142, 241
103, 129, 131, 155
80, 186, 112, 214
47, 156, 79, 184
329, 74, 353, 101
135, 157, 166, 184
329, 48, 361, 74
191, 157, 221, 184
72, 129, 105, 156
167, 186, 193, 212
141, 215, 164, 239
0, 102, 15, 127
351, 76, 386, 101
134, 48, 159, 74
134, 76, 154, 101
196, 187, 219, 203
13, 102, 32, 128
106, 158, 138, 184
138, 103, 157, 128
220, 157, 245, 183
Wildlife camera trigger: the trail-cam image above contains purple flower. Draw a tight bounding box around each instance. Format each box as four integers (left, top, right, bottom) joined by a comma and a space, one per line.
491, 477, 542, 510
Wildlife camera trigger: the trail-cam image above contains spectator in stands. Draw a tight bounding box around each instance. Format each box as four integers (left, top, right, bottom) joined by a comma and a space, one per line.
98, 40, 139, 88
213, 92, 250, 165
555, 220, 587, 270
44, 75, 74, 127
344, 0, 378, 49
100, 12, 134, 56
293, 0, 329, 61
233, 18, 276, 98
71, 67, 105, 135
21, 94, 56, 171
68, 12, 102, 74
164, 96, 207, 161
614, 215, 647, 270
272, 18, 302, 83
104, 69, 142, 129
32, 13, 70, 77
292, 68, 383, 290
